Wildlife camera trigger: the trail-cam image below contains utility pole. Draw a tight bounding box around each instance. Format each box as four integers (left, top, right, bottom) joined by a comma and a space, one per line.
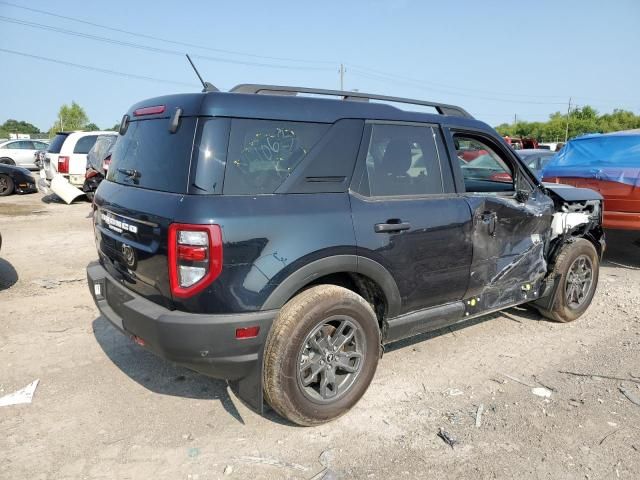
514, 113, 517, 125
339, 63, 345, 91
564, 97, 571, 142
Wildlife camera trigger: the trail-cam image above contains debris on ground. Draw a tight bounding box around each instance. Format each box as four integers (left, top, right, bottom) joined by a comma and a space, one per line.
501, 373, 535, 387
0, 379, 39, 407
619, 385, 640, 407
223, 465, 233, 476
531, 387, 553, 398
319, 449, 335, 467
559, 370, 640, 384
444, 388, 464, 396
32, 277, 84, 289
309, 468, 340, 480
239, 455, 310, 471
188, 447, 200, 458
475, 403, 484, 428
437, 428, 457, 449
599, 429, 622, 446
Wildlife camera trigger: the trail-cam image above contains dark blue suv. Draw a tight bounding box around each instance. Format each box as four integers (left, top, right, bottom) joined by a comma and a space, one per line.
87, 85, 605, 425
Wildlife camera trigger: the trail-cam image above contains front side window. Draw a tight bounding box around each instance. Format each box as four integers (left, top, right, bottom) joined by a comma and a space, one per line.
362, 124, 444, 197
223, 119, 329, 195
455, 135, 514, 192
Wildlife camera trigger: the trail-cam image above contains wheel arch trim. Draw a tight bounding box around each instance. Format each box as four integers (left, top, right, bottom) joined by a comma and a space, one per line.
261, 254, 401, 316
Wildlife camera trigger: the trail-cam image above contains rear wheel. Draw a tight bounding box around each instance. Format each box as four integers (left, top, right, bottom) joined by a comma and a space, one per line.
537, 238, 599, 322
0, 174, 14, 196
263, 285, 381, 426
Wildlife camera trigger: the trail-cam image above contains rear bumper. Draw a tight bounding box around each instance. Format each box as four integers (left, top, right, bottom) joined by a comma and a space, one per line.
86, 261, 276, 381
604, 211, 640, 231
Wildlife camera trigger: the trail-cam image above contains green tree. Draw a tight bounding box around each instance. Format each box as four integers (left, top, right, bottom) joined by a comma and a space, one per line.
85, 123, 100, 131
0, 119, 40, 134
48, 101, 89, 135
494, 105, 640, 142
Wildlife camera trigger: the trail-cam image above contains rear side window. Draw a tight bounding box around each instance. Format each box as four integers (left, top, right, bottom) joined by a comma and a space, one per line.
223, 119, 329, 194
48, 134, 68, 153
73, 135, 98, 154
107, 118, 197, 193
362, 124, 444, 197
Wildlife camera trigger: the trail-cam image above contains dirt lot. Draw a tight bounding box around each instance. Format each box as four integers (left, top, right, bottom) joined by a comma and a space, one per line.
1, 192, 639, 480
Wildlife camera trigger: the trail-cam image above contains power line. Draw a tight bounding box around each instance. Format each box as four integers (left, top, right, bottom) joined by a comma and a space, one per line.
0, 48, 197, 87
0, 15, 331, 71
349, 68, 568, 105
0, 0, 335, 66
351, 64, 639, 108
348, 64, 569, 100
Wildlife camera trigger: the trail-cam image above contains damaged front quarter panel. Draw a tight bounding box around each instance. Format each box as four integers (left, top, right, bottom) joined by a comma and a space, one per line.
532, 185, 605, 310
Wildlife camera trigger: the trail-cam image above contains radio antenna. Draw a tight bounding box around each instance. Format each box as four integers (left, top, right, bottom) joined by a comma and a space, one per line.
186, 54, 218, 92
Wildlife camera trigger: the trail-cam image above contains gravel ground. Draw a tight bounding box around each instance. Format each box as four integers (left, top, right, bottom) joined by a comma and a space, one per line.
1, 193, 639, 480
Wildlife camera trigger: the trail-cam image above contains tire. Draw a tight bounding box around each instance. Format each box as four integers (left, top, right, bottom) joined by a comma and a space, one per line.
0, 157, 15, 166
0, 174, 15, 196
537, 238, 599, 323
263, 285, 381, 426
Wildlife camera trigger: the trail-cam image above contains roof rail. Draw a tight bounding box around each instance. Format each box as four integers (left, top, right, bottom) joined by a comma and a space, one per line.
230, 84, 474, 119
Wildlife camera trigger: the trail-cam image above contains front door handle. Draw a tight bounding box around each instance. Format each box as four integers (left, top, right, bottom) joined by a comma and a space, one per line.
374, 220, 411, 233
479, 211, 498, 236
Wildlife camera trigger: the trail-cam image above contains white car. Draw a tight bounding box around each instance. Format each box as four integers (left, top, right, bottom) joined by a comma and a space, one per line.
0, 139, 50, 170
41, 131, 116, 188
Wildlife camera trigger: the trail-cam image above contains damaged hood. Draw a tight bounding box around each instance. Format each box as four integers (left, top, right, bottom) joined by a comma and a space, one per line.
542, 183, 603, 202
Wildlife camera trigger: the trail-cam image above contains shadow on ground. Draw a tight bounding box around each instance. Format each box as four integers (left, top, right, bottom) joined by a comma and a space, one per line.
92, 315, 251, 424
0, 257, 18, 290
603, 229, 640, 268
40, 193, 65, 204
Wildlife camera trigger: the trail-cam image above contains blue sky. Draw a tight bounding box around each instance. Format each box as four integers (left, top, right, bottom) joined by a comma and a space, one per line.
1, 0, 639, 131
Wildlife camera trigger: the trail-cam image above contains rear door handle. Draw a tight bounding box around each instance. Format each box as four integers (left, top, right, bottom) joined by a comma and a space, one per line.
374, 221, 411, 233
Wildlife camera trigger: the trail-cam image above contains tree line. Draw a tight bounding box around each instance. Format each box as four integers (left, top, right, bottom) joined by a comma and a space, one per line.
495, 106, 640, 142
0, 102, 119, 139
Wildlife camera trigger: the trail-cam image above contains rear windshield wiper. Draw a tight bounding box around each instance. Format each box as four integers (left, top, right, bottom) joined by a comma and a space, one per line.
117, 168, 142, 179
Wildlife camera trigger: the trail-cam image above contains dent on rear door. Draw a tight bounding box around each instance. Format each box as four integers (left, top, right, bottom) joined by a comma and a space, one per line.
464, 189, 554, 309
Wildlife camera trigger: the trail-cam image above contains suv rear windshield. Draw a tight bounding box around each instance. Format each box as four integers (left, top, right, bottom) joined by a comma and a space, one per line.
48, 133, 69, 154
107, 118, 196, 193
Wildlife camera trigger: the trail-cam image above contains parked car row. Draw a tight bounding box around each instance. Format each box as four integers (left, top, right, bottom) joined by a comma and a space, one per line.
0, 138, 49, 169
40, 130, 116, 190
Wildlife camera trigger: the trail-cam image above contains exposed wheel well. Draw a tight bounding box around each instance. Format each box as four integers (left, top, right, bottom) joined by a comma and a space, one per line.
291, 272, 388, 329
0, 157, 16, 165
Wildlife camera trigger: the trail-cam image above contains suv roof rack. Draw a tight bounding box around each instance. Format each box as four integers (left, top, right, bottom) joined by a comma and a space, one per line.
230, 84, 474, 119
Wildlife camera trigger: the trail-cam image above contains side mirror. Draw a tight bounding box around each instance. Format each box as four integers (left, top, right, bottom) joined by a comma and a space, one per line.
515, 189, 530, 203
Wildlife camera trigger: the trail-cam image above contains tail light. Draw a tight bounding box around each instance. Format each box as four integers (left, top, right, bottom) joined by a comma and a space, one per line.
102, 155, 111, 171
58, 156, 70, 174
168, 223, 222, 298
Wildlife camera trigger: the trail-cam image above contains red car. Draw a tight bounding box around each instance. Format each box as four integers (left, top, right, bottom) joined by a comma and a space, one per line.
542, 132, 640, 231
